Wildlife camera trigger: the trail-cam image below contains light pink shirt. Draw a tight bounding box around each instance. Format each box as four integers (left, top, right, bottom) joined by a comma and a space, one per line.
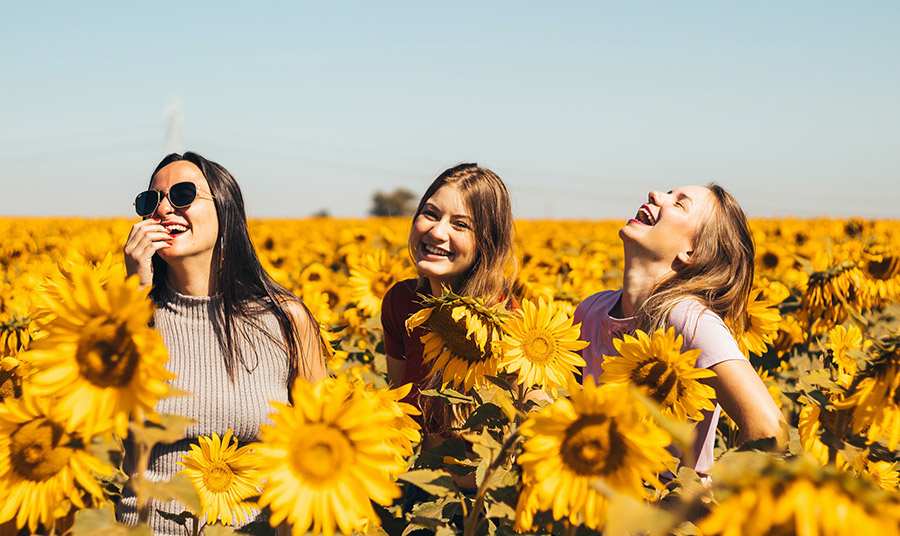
574, 290, 747, 475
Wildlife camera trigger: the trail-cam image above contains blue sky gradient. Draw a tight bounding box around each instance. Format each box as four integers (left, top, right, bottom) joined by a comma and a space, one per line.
2, 2, 897, 219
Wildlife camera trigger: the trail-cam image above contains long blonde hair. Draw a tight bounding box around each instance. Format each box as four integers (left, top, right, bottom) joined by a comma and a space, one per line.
635, 183, 755, 338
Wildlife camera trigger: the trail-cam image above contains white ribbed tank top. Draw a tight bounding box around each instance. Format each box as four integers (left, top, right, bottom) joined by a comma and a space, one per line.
116, 282, 290, 534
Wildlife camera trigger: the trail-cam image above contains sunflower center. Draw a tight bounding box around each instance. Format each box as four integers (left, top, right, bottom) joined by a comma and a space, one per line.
370, 274, 392, 301
762, 252, 779, 269
290, 425, 354, 486
10, 418, 74, 481
560, 415, 626, 476
202, 460, 235, 493
75, 318, 140, 388
426, 306, 491, 363
1, 368, 22, 400
868, 256, 899, 280
631, 359, 679, 408
522, 329, 556, 364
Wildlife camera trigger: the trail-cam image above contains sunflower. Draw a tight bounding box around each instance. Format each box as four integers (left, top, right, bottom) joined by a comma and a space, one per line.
320, 323, 350, 372
600, 327, 716, 423
499, 298, 586, 395
756, 243, 792, 274
737, 288, 782, 357
253, 374, 417, 536
405, 289, 509, 392
800, 254, 870, 335
772, 313, 804, 358
299, 262, 332, 289
863, 245, 900, 305
834, 333, 900, 449
699, 453, 900, 536
346, 378, 421, 458
826, 324, 867, 379
0, 356, 25, 401
20, 263, 174, 437
798, 398, 855, 469
1, 314, 36, 402
347, 250, 414, 317
0, 393, 114, 533
514, 380, 675, 532
862, 461, 900, 491
178, 428, 261, 527
757, 277, 791, 304
0, 312, 34, 358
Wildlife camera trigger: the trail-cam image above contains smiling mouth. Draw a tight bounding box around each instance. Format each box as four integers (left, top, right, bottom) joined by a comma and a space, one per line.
422, 243, 452, 258
634, 205, 656, 226
164, 223, 189, 235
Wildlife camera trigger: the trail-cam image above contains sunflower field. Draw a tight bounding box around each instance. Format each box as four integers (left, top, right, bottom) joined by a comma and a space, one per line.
1, 216, 900, 535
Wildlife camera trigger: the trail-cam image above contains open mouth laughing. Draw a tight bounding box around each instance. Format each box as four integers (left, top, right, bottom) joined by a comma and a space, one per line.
634, 205, 657, 226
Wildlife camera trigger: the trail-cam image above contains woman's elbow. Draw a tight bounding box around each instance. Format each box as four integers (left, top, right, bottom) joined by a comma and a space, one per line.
738, 408, 788, 449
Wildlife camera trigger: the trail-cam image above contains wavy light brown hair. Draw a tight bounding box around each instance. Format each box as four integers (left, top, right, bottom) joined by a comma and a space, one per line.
412, 163, 518, 434
635, 183, 755, 338
411, 163, 517, 305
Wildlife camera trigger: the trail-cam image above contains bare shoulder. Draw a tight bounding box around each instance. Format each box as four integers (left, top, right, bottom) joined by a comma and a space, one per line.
278, 296, 327, 383
274, 296, 316, 331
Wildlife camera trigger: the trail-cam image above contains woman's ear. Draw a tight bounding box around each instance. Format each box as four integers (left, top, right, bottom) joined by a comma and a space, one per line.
673, 250, 694, 272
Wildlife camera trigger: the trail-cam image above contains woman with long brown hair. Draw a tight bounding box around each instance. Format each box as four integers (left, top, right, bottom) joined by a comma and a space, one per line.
381, 162, 517, 452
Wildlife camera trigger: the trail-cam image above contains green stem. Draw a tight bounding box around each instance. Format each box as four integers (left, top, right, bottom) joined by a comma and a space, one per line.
516, 382, 526, 427
462, 429, 521, 536
828, 408, 850, 465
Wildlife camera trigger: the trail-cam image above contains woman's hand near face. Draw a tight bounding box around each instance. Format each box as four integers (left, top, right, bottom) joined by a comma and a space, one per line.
123, 219, 172, 289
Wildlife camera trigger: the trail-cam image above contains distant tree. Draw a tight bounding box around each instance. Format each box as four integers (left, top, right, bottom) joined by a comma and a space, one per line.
311, 208, 331, 218
370, 187, 417, 217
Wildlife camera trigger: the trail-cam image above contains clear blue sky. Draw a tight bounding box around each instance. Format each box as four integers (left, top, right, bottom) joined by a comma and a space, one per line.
2, 2, 897, 219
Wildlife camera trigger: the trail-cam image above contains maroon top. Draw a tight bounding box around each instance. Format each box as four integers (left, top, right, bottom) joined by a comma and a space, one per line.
382, 278, 431, 409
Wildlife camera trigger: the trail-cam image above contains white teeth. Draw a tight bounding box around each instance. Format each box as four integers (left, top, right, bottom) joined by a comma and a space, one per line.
423, 244, 451, 257
165, 224, 188, 233
636, 207, 656, 225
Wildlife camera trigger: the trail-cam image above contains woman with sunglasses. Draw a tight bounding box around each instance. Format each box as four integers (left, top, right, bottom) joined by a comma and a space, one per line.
119, 152, 327, 533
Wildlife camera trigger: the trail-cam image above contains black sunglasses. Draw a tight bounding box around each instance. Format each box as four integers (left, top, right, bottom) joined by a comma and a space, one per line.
134, 182, 215, 217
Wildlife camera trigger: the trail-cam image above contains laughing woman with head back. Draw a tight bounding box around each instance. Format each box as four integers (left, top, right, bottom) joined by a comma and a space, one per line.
118, 152, 327, 533
575, 184, 787, 477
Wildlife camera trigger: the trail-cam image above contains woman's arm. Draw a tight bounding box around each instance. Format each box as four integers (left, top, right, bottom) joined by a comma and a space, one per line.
285, 301, 327, 384
386, 355, 407, 388
671, 301, 787, 448
706, 359, 788, 447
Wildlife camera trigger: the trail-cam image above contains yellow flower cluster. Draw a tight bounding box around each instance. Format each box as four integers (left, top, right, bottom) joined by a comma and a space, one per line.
1, 215, 899, 535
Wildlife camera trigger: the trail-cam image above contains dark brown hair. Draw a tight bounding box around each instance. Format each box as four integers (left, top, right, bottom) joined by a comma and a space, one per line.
148, 152, 324, 389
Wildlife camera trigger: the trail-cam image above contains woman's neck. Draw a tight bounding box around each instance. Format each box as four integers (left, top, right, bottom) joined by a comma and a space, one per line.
165, 258, 217, 297
620, 253, 672, 318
